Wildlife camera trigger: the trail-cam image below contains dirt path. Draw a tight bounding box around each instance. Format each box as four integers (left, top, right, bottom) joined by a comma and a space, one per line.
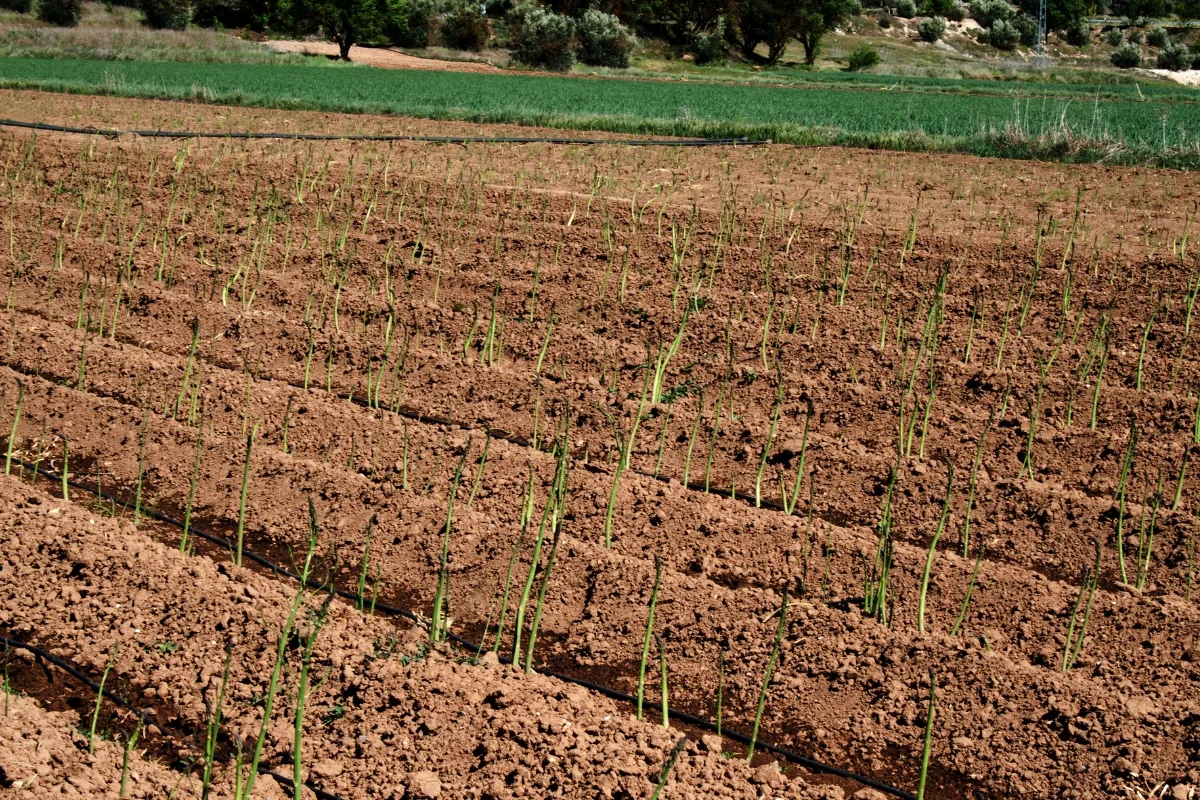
264, 38, 507, 73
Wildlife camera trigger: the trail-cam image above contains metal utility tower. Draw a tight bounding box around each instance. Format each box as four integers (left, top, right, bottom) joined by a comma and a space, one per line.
1036, 0, 1048, 67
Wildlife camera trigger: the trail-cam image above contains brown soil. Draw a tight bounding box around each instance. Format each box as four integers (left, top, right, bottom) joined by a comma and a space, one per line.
264, 40, 508, 73
0, 88, 1198, 800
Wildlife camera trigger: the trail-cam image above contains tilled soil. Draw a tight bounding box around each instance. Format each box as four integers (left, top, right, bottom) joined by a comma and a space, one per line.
0, 90, 1198, 800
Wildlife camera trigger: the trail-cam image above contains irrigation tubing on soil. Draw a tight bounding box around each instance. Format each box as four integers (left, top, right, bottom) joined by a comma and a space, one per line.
0, 118, 769, 147
7, 456, 917, 800
0, 634, 344, 800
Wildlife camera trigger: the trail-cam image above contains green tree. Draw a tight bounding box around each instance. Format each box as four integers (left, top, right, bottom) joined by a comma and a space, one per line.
624, 0, 725, 45
792, 0, 859, 63
286, 0, 398, 59
1015, 0, 1083, 31
726, 0, 804, 63
728, 0, 855, 64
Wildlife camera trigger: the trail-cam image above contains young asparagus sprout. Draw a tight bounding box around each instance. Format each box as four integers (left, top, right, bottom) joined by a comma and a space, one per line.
200, 651, 231, 800
467, 431, 491, 506
88, 643, 118, 755
356, 515, 377, 612
747, 585, 789, 762
649, 737, 689, 800
293, 593, 334, 800
656, 633, 669, 728
119, 714, 145, 798
61, 437, 69, 502
962, 414, 992, 556
181, 402, 205, 554
779, 401, 814, 515
949, 538, 985, 638
637, 556, 663, 721
133, 406, 150, 527
1062, 541, 1102, 672
233, 421, 260, 568
916, 669, 937, 800
237, 500, 321, 800
5, 378, 24, 476
755, 367, 784, 508
431, 440, 471, 644
918, 460, 955, 634
524, 525, 562, 673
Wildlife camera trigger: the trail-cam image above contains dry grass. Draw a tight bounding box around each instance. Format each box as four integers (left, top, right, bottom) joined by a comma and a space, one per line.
0, 2, 320, 64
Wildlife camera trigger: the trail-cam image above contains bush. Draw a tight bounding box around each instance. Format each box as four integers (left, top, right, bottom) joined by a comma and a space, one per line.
141, 0, 192, 29
1156, 40, 1189, 69
847, 43, 881, 69
878, 11, 892, 26
1104, 26, 1123, 45
968, 0, 1013, 26
1127, 29, 1142, 44
892, 0, 916, 17
691, 16, 725, 63
918, 14, 946, 40
441, 0, 489, 49
1146, 25, 1167, 47
577, 8, 633, 68
0, 0, 33, 13
1011, 11, 1036, 44
510, 5, 574, 70
36, 0, 81, 25
1110, 41, 1141, 66
944, 1, 964, 20
1064, 19, 1090, 45
986, 17, 1020, 48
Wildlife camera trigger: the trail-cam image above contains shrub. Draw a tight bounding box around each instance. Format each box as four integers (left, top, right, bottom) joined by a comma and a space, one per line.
847, 43, 881, 68
878, 11, 892, 26
1156, 40, 1189, 69
893, 0, 917, 17
691, 17, 725, 63
968, 0, 1012, 26
1011, 12, 1036, 45
918, 14, 946, 40
1110, 41, 1141, 66
577, 8, 633, 68
0, 0, 33, 13
36, 0, 81, 25
141, 0, 192, 29
441, 0, 489, 49
1127, 29, 1142, 44
1146, 25, 1167, 47
1104, 27, 1123, 46
986, 18, 1020, 48
510, 5, 574, 70
944, 1, 964, 20
1064, 19, 1090, 46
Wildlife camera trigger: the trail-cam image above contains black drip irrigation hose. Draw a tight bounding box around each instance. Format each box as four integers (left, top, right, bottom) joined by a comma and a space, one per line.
0, 634, 344, 800
0, 118, 769, 147
6, 455, 917, 800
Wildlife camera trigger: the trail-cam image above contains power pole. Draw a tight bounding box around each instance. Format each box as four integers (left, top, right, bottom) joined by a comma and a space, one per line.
1036, 0, 1048, 67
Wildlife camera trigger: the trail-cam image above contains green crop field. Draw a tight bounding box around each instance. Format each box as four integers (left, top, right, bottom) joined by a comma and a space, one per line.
1, 57, 1199, 166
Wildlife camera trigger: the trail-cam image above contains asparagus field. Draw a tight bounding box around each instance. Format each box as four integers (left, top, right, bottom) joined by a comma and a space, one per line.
0, 90, 1198, 800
